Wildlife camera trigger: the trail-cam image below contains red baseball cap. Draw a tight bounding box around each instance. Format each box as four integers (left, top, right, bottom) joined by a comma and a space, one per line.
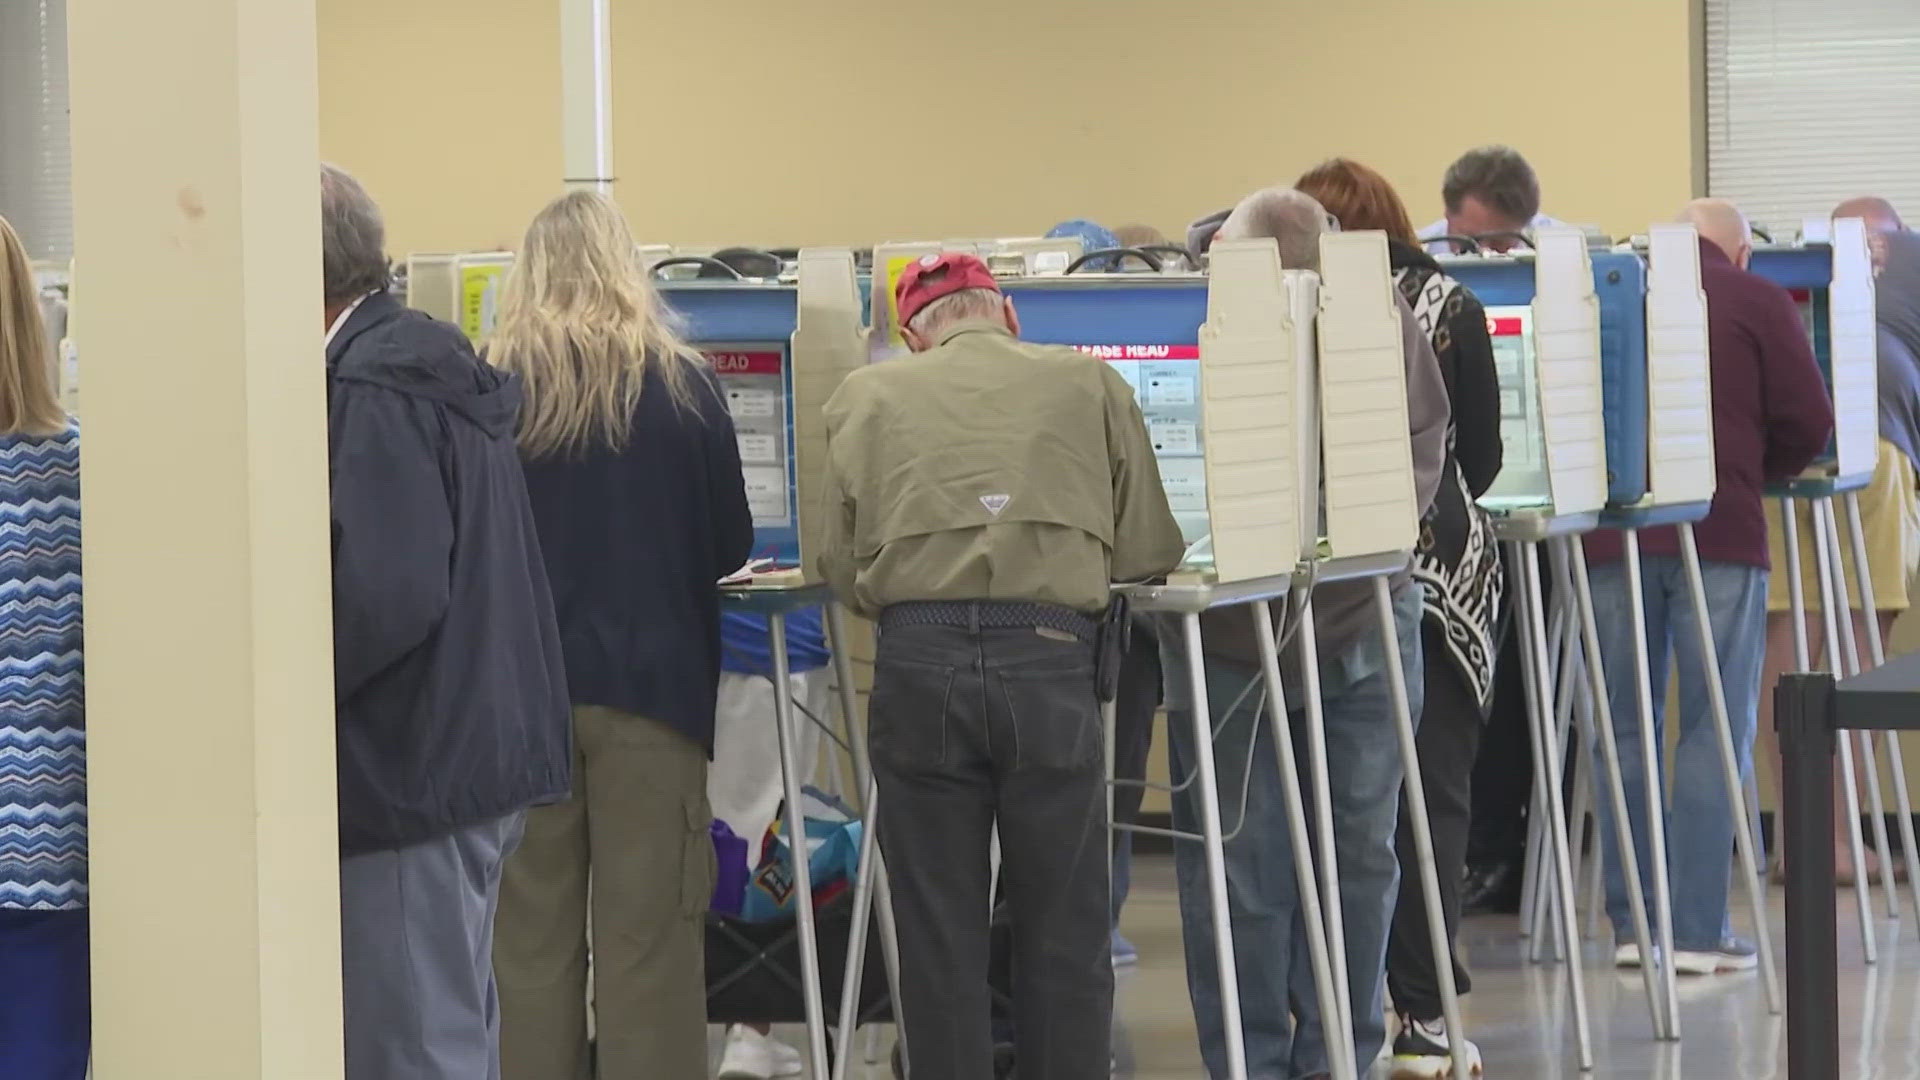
894, 252, 1001, 329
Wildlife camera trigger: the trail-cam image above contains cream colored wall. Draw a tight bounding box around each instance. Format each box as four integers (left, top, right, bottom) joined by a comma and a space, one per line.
320, 0, 1700, 255
318, 0, 560, 253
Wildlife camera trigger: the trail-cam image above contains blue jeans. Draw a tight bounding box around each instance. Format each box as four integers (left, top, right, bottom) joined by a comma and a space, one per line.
1164, 584, 1422, 1080
1587, 556, 1765, 952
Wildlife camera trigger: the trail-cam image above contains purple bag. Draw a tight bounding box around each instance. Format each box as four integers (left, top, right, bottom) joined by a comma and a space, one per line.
710, 820, 750, 917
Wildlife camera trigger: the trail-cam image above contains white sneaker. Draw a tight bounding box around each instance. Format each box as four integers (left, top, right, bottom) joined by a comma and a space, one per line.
1673, 936, 1760, 975
1615, 941, 1644, 968
717, 1025, 804, 1079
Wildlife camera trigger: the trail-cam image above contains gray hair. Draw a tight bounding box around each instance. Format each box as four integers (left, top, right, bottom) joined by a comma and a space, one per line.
1217, 188, 1330, 272
320, 163, 390, 305
1441, 145, 1541, 222
905, 287, 1005, 340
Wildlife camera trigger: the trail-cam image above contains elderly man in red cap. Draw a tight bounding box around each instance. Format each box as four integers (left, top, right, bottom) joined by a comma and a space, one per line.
818, 253, 1184, 1079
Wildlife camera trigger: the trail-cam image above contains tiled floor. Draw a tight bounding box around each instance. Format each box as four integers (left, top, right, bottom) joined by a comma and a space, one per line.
742, 853, 1920, 1078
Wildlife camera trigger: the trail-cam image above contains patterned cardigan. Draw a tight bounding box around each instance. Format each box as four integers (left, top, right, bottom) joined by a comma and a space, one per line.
1390, 241, 1506, 708
0, 422, 84, 910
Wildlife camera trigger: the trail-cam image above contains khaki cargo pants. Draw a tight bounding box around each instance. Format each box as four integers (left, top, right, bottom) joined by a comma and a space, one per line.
494, 706, 715, 1080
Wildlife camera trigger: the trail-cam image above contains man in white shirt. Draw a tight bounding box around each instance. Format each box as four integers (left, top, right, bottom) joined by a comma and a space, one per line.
1418, 145, 1564, 254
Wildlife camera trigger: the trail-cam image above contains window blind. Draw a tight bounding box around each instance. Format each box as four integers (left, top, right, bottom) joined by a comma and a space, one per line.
0, 0, 72, 264
1706, 0, 1920, 234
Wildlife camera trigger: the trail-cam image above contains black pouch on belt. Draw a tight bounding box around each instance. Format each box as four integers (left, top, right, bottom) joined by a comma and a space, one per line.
1094, 596, 1132, 703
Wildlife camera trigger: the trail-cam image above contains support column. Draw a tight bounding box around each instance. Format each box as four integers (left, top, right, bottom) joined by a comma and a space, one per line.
561, 0, 613, 192
67, 0, 342, 1076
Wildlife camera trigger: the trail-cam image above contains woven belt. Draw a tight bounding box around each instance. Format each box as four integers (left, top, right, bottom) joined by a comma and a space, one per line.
879, 600, 1098, 643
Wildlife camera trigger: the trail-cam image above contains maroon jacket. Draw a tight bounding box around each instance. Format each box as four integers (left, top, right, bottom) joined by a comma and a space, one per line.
1586, 239, 1834, 570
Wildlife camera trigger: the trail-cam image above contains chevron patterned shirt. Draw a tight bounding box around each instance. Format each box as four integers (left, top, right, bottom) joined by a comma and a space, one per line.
0, 421, 84, 910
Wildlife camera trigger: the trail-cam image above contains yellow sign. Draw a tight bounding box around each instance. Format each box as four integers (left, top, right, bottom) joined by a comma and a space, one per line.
459, 264, 506, 343
883, 254, 919, 346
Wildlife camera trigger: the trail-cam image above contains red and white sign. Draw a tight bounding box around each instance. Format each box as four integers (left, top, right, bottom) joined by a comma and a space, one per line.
1072, 344, 1201, 361
1487, 316, 1525, 337
705, 350, 784, 375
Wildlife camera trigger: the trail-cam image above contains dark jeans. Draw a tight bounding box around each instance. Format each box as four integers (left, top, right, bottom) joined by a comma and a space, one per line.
1386, 623, 1482, 1020
0, 908, 90, 1080
870, 619, 1112, 1080
1112, 619, 1163, 927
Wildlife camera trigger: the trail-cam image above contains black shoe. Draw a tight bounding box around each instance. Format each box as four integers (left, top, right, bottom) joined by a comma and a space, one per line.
1390, 1011, 1483, 1078
1461, 859, 1522, 915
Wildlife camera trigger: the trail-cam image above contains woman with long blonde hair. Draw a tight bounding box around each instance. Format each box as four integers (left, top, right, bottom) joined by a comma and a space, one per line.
490, 191, 753, 1080
0, 214, 88, 1080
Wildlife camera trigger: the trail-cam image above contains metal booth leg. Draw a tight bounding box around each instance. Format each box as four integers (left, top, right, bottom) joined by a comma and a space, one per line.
1810, 498, 1879, 963
1546, 549, 1609, 948
1181, 612, 1251, 1080
1618, 531, 1682, 1037
1676, 525, 1784, 1015
1820, 497, 1898, 922
833, 766, 883, 1080
1561, 538, 1675, 1039
1510, 543, 1595, 1070
1515, 544, 1552, 951
1289, 599, 1356, 1077
1843, 490, 1920, 921
1536, 589, 1581, 962
1371, 577, 1473, 1080
1253, 600, 1353, 1080
769, 614, 832, 1077
825, 605, 907, 1076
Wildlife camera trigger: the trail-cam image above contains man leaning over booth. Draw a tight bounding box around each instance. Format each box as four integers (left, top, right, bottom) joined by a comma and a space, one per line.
817, 253, 1185, 1080
1161, 188, 1452, 1080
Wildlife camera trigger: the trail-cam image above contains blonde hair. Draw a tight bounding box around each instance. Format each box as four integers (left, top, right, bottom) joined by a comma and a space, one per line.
0, 217, 65, 439
489, 191, 702, 459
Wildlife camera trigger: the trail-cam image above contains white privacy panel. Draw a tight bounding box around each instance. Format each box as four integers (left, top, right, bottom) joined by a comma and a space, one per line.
1830, 217, 1880, 480
1317, 230, 1416, 558
1645, 224, 1716, 507
1533, 228, 1608, 515
791, 249, 868, 584
1196, 239, 1317, 583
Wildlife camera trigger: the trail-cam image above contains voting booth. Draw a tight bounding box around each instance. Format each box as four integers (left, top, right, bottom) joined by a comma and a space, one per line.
655, 251, 867, 574
992, 259, 1322, 581
1435, 226, 1622, 1060
1751, 221, 1920, 963
405, 245, 872, 574
405, 251, 513, 343
1442, 227, 1609, 522
1628, 225, 1717, 518
1750, 220, 1878, 485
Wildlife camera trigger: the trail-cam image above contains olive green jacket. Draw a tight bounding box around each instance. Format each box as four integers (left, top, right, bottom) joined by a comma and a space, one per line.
817, 320, 1185, 618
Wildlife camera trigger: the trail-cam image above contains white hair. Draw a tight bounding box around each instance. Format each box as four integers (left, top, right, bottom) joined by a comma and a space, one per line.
319, 163, 390, 305
1217, 187, 1331, 272
905, 287, 1005, 339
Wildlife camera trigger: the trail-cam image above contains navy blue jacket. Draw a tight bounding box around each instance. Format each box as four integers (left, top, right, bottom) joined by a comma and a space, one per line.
327, 293, 572, 856
520, 360, 753, 752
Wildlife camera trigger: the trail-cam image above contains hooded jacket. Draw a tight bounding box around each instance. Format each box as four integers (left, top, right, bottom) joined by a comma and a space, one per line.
326, 292, 571, 855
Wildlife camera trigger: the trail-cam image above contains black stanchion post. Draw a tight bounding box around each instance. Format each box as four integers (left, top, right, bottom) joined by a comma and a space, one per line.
1778, 672, 1840, 1080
